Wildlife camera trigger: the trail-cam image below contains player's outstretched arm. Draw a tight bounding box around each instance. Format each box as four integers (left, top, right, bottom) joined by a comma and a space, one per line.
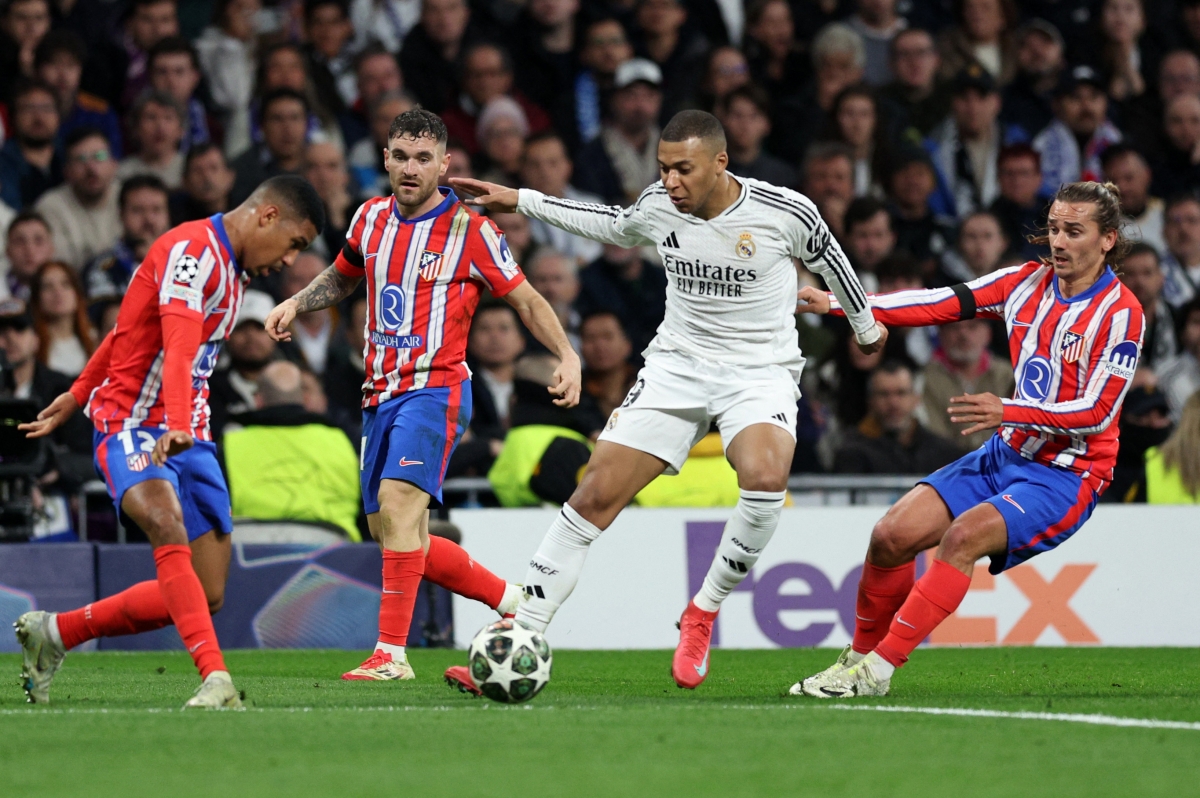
22, 330, 117, 437
19, 392, 79, 438
268, 265, 363, 342
503, 281, 582, 407
449, 178, 518, 213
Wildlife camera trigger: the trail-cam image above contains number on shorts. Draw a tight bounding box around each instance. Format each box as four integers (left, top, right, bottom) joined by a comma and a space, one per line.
117, 430, 156, 455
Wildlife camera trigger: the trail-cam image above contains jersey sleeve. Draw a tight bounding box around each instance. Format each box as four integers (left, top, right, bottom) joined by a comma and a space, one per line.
828, 264, 1029, 327
156, 237, 220, 319
1001, 305, 1145, 436
790, 204, 878, 343
469, 218, 526, 297
516, 186, 657, 247
333, 200, 373, 277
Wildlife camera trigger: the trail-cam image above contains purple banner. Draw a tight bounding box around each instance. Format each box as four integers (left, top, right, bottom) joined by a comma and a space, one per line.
0, 543, 95, 653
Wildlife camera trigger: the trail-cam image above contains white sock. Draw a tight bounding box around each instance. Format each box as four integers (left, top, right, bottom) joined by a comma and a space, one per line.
864, 650, 895, 679
514, 504, 603, 633
47, 613, 64, 649
846, 649, 866, 666
497, 583, 522, 617
694, 489, 786, 612
376, 642, 406, 660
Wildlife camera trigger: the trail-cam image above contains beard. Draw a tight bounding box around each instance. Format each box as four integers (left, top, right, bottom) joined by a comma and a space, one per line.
17, 133, 54, 149
231, 353, 273, 373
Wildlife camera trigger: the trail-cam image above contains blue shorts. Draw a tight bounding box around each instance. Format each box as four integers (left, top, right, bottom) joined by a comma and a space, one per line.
360, 382, 472, 513
93, 427, 233, 540
922, 435, 1099, 574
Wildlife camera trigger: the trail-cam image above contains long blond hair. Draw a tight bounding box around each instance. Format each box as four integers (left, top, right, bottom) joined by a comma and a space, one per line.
1159, 390, 1200, 498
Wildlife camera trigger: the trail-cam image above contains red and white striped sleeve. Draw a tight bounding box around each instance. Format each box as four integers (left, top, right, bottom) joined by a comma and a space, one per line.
333, 200, 375, 278
468, 217, 525, 297
157, 237, 219, 319
828, 264, 1031, 327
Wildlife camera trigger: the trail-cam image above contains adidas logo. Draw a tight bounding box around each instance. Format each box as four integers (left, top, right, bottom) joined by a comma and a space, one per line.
722, 556, 749, 574
772, 412, 788, 424
661, 231, 680, 249
525, 585, 547, 599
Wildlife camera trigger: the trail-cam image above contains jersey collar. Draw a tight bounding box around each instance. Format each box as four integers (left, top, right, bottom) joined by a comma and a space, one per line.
392, 187, 457, 224
1052, 265, 1115, 304
209, 213, 241, 273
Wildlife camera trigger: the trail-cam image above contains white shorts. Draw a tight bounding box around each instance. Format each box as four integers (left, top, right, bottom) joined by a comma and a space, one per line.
598, 349, 801, 475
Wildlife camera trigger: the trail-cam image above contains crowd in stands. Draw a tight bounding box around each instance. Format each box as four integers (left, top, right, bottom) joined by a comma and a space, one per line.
3, 0, 1200, 537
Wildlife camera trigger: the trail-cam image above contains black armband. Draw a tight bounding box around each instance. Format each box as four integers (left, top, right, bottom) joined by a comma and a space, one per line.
340, 243, 364, 270
950, 283, 977, 320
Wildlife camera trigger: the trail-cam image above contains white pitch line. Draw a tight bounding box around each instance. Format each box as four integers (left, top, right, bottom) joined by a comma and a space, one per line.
819, 703, 1200, 731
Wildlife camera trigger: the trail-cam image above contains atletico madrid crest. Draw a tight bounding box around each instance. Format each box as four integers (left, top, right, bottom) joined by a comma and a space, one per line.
1060, 331, 1086, 363
419, 250, 442, 280
126, 453, 150, 472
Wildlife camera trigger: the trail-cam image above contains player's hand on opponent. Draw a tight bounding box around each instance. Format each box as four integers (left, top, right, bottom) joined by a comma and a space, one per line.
796, 286, 831, 315
152, 430, 194, 467
856, 322, 888, 355
449, 178, 519, 213
550, 350, 582, 407
20, 392, 79, 438
949, 392, 1004, 436
265, 298, 299, 342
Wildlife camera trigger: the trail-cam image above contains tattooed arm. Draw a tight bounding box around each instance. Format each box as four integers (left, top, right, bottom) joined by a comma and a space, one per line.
265, 265, 363, 342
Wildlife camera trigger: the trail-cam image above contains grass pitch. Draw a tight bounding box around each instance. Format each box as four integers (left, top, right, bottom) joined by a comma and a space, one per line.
2, 648, 1199, 797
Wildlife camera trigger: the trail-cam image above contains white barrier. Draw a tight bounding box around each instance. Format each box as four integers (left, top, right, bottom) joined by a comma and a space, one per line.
451, 506, 1200, 649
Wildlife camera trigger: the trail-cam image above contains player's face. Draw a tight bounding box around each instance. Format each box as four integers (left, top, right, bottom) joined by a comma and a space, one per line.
385, 134, 449, 210
244, 209, 318, 276
658, 138, 726, 215
1118, 251, 1163, 309
1046, 200, 1117, 280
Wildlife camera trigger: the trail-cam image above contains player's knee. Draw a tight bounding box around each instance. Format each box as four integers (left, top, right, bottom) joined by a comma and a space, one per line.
137, 505, 187, 542
206, 591, 224, 615
734, 465, 788, 493
869, 514, 917, 564
938, 522, 984, 565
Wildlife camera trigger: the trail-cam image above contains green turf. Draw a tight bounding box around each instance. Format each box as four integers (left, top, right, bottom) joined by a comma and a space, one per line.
2, 648, 1199, 797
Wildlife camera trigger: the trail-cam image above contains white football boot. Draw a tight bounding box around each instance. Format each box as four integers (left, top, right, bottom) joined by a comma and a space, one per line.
183, 671, 244, 709
341, 650, 416, 681
802, 651, 891, 698
789, 645, 862, 696
15, 611, 66, 705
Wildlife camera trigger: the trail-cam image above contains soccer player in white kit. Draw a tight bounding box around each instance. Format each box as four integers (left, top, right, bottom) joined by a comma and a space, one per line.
450, 111, 885, 689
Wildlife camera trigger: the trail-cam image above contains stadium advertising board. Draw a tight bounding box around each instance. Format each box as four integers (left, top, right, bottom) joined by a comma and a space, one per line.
451, 506, 1200, 650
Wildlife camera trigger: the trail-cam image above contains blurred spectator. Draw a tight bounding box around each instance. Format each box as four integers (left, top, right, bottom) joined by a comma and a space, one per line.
106, 0, 179, 112
989, 143, 1047, 262
927, 65, 1026, 219
117, 90, 186, 188
476, 97, 529, 186
30, 260, 95, 376
938, 209, 1009, 283
718, 85, 796, 188
1154, 95, 1200, 199
253, 41, 344, 150
1000, 19, 1064, 149
444, 42, 551, 154
697, 45, 749, 115
743, 0, 807, 105
575, 59, 663, 205
341, 44, 403, 147
0, 0, 52, 101
1157, 50, 1200, 108
35, 127, 120, 269
442, 138, 474, 184
580, 310, 635, 418
574, 16, 634, 145
0, 199, 15, 272
489, 211, 534, 264
196, 0, 259, 158
467, 298, 525, 437
350, 0, 420, 54
1119, 242, 1178, 370
576, 243, 667, 356
886, 147, 953, 274
281, 251, 337, 375
348, 90, 414, 198
833, 360, 960, 473
520, 132, 603, 264
36, 31, 123, 158
509, 0, 582, 144
400, 0, 473, 113
937, 0, 1018, 86
879, 28, 951, 138
1098, 0, 1152, 103
1142, 389, 1200, 504
1106, 384, 1174, 503
633, 0, 706, 120
302, 0, 356, 114
823, 84, 891, 197
323, 294, 368, 420
801, 141, 856, 237
848, 0, 907, 86
170, 142, 235, 224
305, 140, 359, 256
1, 211, 54, 301
93, 297, 121, 338
148, 36, 211, 152
208, 290, 280, 436
525, 248, 581, 353
230, 88, 310, 205
823, 320, 884, 427
1101, 145, 1164, 252
222, 360, 362, 539
1032, 65, 1121, 196
842, 197, 895, 292
82, 175, 170, 308
922, 318, 1014, 451
1157, 299, 1200, 422
1161, 194, 1200, 309
0, 80, 63, 210
875, 252, 935, 366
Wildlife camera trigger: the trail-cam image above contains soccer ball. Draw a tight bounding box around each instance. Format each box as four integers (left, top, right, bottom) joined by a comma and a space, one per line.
467, 619, 552, 703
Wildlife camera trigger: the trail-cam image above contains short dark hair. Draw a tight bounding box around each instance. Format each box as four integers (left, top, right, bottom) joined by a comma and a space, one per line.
260, 86, 309, 118
64, 125, 109, 153
844, 197, 891, 234
303, 0, 347, 23
257, 174, 326, 233
12, 78, 57, 107
119, 174, 169, 211
719, 84, 770, 118
875, 252, 923, 284
802, 140, 855, 175
998, 142, 1041, 170
525, 129, 567, 151
1099, 143, 1145, 172
388, 108, 448, 146
1165, 191, 1200, 216
580, 309, 629, 338
1125, 240, 1160, 264
473, 297, 519, 325
34, 30, 86, 70
184, 141, 225, 172
353, 43, 396, 75
7, 210, 51, 239
869, 359, 914, 392
661, 110, 727, 151
461, 41, 512, 76
148, 35, 200, 72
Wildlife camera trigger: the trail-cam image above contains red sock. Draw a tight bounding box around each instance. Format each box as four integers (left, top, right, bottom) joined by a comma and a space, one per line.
379, 549, 425, 646
851, 560, 916, 655
154, 545, 226, 679
423, 536, 506, 609
875, 559, 971, 668
56, 581, 172, 650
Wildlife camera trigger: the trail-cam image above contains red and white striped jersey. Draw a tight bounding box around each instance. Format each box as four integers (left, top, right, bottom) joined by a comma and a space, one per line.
830, 261, 1145, 485
333, 189, 525, 407
85, 215, 245, 440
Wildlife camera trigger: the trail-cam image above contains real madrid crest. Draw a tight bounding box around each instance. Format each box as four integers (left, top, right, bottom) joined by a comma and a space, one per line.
736, 232, 755, 259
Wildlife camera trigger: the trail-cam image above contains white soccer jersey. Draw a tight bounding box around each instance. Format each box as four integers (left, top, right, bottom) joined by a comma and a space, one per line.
517, 176, 878, 374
